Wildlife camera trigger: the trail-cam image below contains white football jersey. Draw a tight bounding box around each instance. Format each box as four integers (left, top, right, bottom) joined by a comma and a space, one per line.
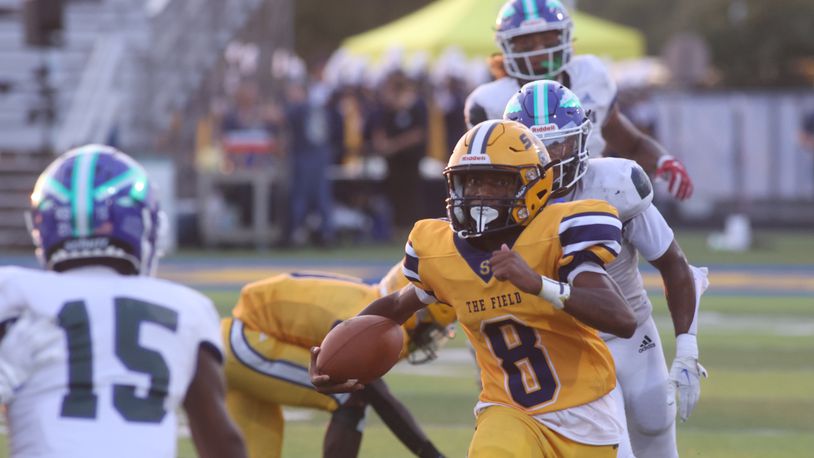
563, 158, 674, 331
0, 266, 223, 458
464, 54, 618, 156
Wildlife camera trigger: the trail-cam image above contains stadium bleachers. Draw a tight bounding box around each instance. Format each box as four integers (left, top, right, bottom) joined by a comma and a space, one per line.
0, 0, 269, 249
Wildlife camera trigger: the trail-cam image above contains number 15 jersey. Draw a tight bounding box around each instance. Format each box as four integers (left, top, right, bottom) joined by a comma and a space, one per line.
403, 200, 621, 417
0, 266, 223, 458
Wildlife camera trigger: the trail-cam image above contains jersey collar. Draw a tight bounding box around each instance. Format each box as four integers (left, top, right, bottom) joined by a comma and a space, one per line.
453, 231, 521, 284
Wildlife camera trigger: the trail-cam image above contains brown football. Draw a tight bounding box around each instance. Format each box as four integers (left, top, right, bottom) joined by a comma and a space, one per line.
316, 315, 404, 384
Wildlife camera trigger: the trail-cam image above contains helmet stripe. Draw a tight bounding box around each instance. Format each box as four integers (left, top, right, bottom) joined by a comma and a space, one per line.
45, 177, 72, 203
71, 152, 98, 237
534, 84, 549, 125
543, 84, 549, 124
93, 168, 142, 200
469, 120, 500, 156
523, 0, 540, 19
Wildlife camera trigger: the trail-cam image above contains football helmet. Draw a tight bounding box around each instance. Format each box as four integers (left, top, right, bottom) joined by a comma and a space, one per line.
495, 0, 573, 81
445, 119, 555, 238
28, 144, 164, 275
503, 80, 591, 197
403, 303, 457, 365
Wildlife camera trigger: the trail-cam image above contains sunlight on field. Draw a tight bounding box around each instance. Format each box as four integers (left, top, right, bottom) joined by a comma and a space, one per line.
0, 230, 812, 457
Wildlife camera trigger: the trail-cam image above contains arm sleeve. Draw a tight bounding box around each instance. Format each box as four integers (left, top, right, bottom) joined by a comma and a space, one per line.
557, 207, 623, 282
193, 294, 225, 363
402, 240, 438, 305
624, 204, 675, 262
566, 261, 608, 284
0, 268, 25, 323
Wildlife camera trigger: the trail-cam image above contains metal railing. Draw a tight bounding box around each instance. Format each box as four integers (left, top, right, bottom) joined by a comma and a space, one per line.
54, 35, 124, 151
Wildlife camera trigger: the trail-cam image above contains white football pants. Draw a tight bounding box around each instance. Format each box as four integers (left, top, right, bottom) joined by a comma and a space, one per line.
608, 316, 678, 458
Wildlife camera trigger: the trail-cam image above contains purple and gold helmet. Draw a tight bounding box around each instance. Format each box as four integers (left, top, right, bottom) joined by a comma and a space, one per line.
28, 144, 163, 275
495, 0, 573, 80
503, 80, 591, 197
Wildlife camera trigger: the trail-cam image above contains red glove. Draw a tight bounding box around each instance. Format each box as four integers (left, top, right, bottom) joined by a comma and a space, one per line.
655, 155, 693, 200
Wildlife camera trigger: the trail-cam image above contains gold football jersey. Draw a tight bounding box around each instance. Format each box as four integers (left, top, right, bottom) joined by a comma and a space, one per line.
378, 260, 411, 296
403, 199, 622, 415
233, 271, 380, 349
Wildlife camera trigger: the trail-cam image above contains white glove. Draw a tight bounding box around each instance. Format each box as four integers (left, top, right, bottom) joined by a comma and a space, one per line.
0, 311, 64, 404
667, 333, 708, 422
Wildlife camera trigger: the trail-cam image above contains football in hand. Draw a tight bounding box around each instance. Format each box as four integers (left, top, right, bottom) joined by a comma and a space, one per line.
316, 315, 404, 384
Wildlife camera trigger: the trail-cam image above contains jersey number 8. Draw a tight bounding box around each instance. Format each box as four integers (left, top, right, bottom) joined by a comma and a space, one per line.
483, 317, 559, 408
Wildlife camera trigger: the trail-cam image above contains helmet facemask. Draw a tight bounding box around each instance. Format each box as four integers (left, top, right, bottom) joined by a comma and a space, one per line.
405, 308, 456, 365
498, 25, 573, 81
446, 168, 527, 238
537, 118, 591, 197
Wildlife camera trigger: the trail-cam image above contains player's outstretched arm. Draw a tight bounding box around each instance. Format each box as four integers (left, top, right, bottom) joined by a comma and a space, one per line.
565, 270, 636, 338
490, 244, 635, 338
184, 345, 247, 458
311, 287, 427, 394
602, 104, 693, 200
650, 240, 696, 336
651, 241, 709, 421
363, 379, 446, 458
358, 285, 428, 324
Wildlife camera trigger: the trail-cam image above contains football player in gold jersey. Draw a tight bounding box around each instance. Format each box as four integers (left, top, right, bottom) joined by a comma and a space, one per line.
222, 264, 455, 458
312, 120, 636, 457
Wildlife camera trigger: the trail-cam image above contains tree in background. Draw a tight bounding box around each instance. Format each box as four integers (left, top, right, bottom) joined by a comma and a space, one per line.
576, 0, 814, 87
290, 0, 814, 86
294, 0, 432, 63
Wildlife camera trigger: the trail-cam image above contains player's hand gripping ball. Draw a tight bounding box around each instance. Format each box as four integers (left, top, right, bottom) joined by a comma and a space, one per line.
316, 315, 404, 384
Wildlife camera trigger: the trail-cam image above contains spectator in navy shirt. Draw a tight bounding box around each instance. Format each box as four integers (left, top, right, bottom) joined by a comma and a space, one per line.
370, 71, 428, 229
278, 71, 341, 247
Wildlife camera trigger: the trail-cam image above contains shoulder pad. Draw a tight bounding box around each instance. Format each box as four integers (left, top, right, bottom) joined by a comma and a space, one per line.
0, 267, 30, 322
408, 219, 451, 251
464, 78, 519, 128
566, 55, 616, 104
568, 55, 612, 81
580, 158, 653, 221
464, 99, 488, 129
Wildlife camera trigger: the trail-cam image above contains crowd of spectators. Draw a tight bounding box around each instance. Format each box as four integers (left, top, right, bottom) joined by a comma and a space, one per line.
199, 47, 493, 247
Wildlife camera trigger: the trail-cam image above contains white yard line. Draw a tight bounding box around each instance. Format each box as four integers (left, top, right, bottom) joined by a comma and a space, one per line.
656, 312, 814, 336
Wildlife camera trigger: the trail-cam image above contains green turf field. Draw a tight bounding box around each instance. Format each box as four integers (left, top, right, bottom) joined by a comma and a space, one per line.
0, 230, 812, 457
176, 294, 814, 458
182, 230, 814, 457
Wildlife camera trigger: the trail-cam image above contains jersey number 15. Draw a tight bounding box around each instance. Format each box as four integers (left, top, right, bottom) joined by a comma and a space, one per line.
58, 297, 178, 423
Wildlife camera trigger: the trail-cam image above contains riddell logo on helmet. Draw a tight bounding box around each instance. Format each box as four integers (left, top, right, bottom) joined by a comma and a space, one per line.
461, 155, 490, 163
523, 18, 548, 27
64, 237, 109, 251
531, 124, 558, 134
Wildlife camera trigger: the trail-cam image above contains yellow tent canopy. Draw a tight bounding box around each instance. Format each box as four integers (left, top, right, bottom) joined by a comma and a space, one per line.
341, 0, 645, 61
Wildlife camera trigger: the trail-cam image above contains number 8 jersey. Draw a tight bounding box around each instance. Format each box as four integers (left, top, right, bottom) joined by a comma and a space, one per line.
0, 266, 223, 458
403, 199, 620, 417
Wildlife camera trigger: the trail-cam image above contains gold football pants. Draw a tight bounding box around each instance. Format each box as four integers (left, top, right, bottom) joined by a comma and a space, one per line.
469, 405, 618, 458
221, 318, 350, 458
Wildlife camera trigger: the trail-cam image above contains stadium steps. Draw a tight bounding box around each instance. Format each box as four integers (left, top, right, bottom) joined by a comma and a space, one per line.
0, 2, 109, 153
0, 151, 51, 249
